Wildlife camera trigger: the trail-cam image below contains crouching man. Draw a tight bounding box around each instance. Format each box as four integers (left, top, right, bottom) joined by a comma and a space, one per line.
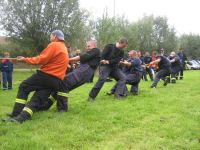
168, 52, 182, 83
150, 52, 171, 88
108, 50, 143, 96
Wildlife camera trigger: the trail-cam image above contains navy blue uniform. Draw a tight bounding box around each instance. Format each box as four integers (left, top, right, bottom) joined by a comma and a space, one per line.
1, 59, 13, 90
169, 55, 182, 83
151, 55, 171, 88
62, 48, 101, 91
89, 44, 126, 99
109, 57, 143, 95
177, 51, 187, 79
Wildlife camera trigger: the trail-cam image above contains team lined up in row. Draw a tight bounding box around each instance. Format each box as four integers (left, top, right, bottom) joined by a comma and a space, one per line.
2, 30, 187, 123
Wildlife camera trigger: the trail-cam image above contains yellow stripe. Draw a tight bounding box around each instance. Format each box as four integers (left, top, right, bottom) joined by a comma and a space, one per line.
15, 98, 26, 104
23, 107, 33, 116
57, 92, 68, 97
171, 78, 176, 80
49, 95, 56, 103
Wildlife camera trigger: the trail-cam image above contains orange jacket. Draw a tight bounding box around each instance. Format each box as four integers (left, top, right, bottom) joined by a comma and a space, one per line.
151, 55, 158, 69
23, 41, 69, 80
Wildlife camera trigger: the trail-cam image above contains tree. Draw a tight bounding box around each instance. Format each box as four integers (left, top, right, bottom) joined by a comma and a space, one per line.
93, 10, 129, 49
179, 34, 200, 59
0, 0, 89, 54
134, 15, 154, 51
152, 16, 177, 53
125, 15, 177, 54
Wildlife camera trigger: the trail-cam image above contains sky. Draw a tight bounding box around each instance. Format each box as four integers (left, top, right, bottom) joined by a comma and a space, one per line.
80, 0, 200, 35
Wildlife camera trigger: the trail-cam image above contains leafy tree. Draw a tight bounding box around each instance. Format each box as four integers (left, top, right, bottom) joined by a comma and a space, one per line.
93, 10, 129, 50
126, 15, 177, 54
134, 15, 154, 51
179, 34, 200, 59
0, 0, 89, 55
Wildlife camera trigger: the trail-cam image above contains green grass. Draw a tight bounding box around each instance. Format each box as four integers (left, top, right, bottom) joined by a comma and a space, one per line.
0, 70, 200, 150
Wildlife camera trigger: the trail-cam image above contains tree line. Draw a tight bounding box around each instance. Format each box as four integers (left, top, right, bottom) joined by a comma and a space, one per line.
0, 0, 200, 59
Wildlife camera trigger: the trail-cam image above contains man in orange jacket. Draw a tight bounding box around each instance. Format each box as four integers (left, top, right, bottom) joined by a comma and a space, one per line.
3, 30, 69, 123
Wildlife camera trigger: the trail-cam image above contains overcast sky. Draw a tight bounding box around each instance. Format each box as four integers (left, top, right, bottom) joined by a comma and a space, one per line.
80, 0, 200, 35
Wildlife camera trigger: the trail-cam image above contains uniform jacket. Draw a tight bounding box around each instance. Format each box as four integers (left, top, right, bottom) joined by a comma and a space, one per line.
23, 41, 69, 80
1, 59, 13, 72
101, 44, 124, 67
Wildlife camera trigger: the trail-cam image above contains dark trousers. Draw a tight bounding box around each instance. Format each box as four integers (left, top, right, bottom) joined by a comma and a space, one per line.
151, 68, 171, 87
2, 71, 12, 89
49, 64, 95, 109
143, 67, 153, 81
89, 65, 126, 98
12, 89, 55, 123
88, 73, 94, 83
12, 64, 96, 122
178, 64, 184, 79
43, 64, 95, 109
171, 66, 181, 82
141, 68, 145, 80
110, 73, 142, 95
11, 70, 68, 117
63, 64, 95, 91
27, 89, 54, 112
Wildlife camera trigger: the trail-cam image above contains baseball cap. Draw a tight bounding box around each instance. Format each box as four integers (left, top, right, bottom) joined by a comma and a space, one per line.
51, 30, 65, 41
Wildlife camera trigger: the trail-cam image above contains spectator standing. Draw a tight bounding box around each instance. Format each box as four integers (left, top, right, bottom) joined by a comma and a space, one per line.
1, 52, 13, 90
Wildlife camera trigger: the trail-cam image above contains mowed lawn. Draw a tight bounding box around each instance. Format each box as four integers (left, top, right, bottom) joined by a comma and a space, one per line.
0, 70, 200, 150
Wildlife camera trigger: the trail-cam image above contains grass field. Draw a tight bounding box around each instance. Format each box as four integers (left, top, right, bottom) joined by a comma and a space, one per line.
0, 70, 200, 150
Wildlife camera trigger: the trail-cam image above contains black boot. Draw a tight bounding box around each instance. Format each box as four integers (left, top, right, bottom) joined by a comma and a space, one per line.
171, 79, 176, 83
151, 77, 159, 88
2, 118, 20, 123
150, 74, 154, 81
14, 111, 31, 123
57, 97, 68, 112
9, 103, 25, 117
3, 111, 31, 124
163, 78, 168, 86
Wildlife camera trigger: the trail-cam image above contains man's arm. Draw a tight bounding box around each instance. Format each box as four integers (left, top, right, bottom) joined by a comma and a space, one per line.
170, 58, 176, 63
69, 56, 80, 62
150, 58, 161, 66
80, 48, 100, 63
119, 60, 132, 67
17, 43, 55, 65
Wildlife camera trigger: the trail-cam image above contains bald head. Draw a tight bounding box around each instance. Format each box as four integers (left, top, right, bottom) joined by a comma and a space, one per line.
86, 40, 97, 51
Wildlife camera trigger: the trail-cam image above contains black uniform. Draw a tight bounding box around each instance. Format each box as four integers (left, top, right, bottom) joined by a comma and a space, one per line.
8, 48, 101, 123
151, 55, 171, 88
11, 71, 68, 117
109, 57, 143, 95
143, 56, 153, 81
89, 44, 126, 99
169, 55, 182, 83
177, 51, 187, 79
63, 48, 101, 91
